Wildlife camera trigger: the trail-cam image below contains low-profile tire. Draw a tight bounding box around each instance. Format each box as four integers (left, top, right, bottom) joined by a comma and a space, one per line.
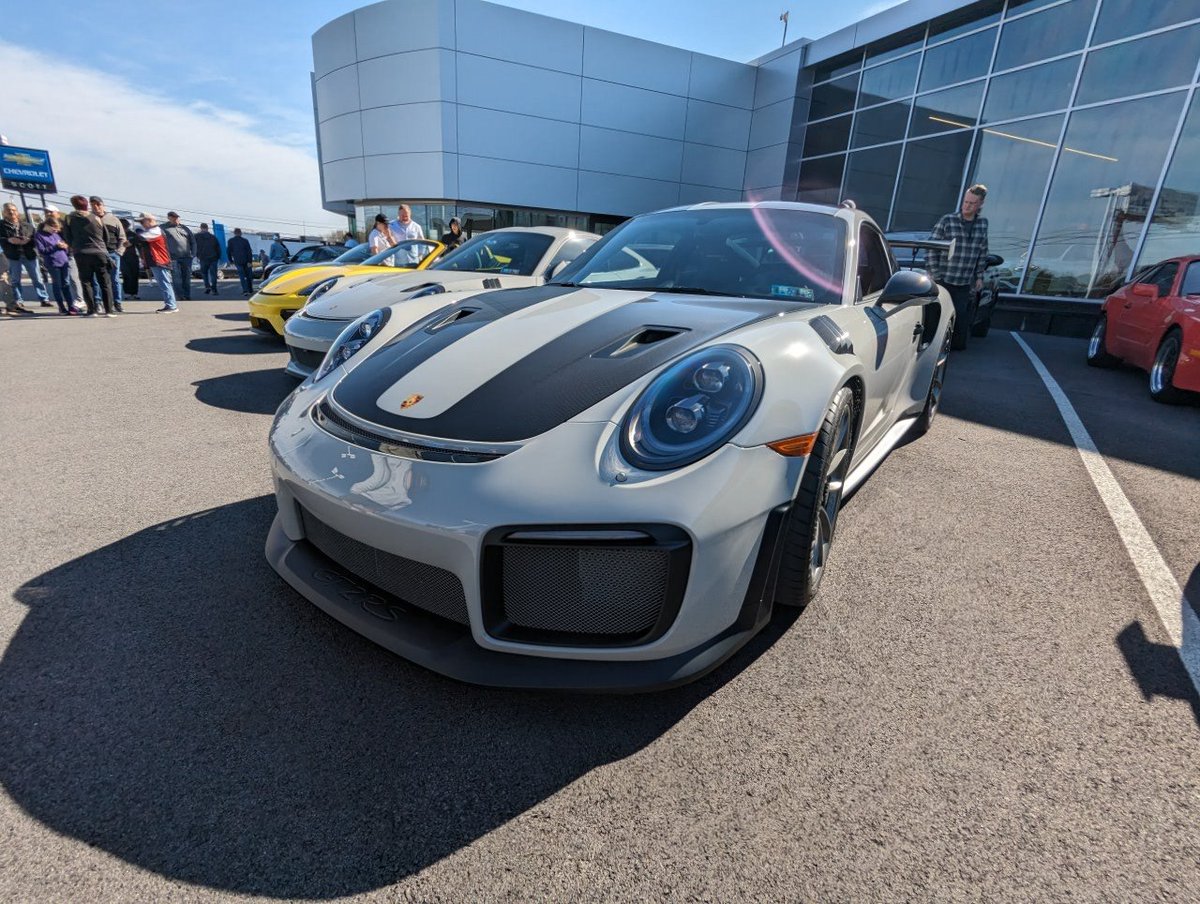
775, 387, 856, 610
1149, 330, 1186, 404
1086, 315, 1119, 368
950, 297, 975, 350
912, 323, 952, 437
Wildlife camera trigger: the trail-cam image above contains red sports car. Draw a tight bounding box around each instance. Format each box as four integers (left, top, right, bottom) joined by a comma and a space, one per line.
1087, 255, 1200, 403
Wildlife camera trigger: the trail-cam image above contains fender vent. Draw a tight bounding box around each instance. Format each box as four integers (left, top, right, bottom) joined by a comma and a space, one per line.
594, 325, 688, 359
810, 315, 854, 355
483, 278, 502, 289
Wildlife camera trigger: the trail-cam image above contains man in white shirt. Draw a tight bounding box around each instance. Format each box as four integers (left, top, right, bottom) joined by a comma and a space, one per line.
388, 204, 425, 266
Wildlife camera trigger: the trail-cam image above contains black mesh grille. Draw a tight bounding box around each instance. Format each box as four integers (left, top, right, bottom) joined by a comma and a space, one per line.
299, 507, 469, 625
501, 545, 670, 636
290, 346, 325, 370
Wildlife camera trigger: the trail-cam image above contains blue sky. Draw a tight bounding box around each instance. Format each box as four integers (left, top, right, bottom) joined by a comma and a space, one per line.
1, 0, 899, 232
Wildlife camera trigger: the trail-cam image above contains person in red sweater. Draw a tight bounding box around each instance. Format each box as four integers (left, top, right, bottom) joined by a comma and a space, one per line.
134, 213, 178, 312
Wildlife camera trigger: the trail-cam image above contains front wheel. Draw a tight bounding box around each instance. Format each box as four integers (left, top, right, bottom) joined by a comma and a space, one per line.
1149, 330, 1185, 404
775, 387, 857, 609
1086, 315, 1119, 368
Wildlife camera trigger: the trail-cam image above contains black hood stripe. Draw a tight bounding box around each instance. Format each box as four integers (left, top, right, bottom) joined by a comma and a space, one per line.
333, 286, 800, 442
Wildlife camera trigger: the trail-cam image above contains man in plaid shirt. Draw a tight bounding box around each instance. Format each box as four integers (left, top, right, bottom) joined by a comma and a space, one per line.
927, 184, 989, 347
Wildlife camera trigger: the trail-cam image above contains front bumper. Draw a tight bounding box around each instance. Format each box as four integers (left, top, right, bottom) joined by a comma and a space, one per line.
248, 294, 301, 336
266, 385, 802, 689
283, 313, 349, 378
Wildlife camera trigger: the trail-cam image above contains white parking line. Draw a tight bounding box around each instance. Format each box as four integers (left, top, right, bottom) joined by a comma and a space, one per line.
1011, 332, 1200, 695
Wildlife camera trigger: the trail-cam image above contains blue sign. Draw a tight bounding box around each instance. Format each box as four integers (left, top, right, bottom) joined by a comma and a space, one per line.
1, 146, 56, 193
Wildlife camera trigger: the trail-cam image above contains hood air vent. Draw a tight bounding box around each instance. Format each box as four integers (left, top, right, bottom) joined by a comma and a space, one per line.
427, 307, 481, 333
594, 325, 688, 359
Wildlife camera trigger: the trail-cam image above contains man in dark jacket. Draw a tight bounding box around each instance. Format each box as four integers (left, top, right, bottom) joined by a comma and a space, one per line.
1, 201, 48, 312
63, 195, 114, 316
162, 211, 196, 301
90, 197, 128, 312
195, 222, 222, 295
439, 217, 465, 249
226, 228, 254, 297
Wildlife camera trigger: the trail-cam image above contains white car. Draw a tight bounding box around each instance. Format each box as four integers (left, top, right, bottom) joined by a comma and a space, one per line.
266, 201, 955, 690
282, 227, 599, 378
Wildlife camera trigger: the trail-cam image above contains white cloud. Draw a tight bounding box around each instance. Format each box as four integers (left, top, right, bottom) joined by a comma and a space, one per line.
0, 41, 343, 235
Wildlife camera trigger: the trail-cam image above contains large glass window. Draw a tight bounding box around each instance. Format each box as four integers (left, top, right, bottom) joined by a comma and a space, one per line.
891, 132, 975, 231
811, 73, 860, 120
1075, 26, 1200, 106
859, 55, 920, 106
813, 51, 863, 83
918, 28, 995, 92
1092, 0, 1200, 45
965, 114, 1064, 290
866, 27, 925, 66
851, 100, 911, 148
842, 145, 902, 225
928, 0, 1003, 45
981, 56, 1079, 123
797, 155, 845, 206
994, 0, 1096, 73
1139, 94, 1200, 267
910, 82, 984, 138
802, 114, 852, 157
1025, 92, 1186, 298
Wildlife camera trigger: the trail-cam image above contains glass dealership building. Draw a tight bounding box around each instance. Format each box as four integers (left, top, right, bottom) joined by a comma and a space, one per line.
313, 0, 1200, 308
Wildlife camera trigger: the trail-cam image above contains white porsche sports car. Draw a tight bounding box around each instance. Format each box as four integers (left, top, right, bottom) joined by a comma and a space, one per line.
266, 201, 954, 691
282, 226, 599, 378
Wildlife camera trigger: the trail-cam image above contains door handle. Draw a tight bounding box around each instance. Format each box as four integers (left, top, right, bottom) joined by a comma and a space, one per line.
912, 323, 923, 340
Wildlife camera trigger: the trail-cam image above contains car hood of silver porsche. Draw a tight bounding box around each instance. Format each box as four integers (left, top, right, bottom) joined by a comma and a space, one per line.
328, 284, 821, 444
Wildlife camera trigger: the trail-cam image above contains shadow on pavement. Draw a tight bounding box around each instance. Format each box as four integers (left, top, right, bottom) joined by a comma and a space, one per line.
193, 368, 296, 415
1, 496, 789, 898
213, 312, 250, 322
186, 334, 284, 355
940, 333, 1200, 482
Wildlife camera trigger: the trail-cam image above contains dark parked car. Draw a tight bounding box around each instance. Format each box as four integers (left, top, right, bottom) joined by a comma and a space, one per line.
887, 231, 1004, 349
262, 244, 348, 281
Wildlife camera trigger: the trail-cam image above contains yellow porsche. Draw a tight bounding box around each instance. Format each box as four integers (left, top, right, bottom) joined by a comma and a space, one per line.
248, 239, 444, 336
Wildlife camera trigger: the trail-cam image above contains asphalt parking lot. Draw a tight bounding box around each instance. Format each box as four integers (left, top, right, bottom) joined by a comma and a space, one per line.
2, 295, 1198, 902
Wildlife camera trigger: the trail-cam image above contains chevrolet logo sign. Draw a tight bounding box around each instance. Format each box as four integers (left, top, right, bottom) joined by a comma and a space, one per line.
4, 152, 40, 166
400, 393, 424, 409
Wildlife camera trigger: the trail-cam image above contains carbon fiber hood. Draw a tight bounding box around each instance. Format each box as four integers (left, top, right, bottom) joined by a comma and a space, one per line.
329, 285, 806, 443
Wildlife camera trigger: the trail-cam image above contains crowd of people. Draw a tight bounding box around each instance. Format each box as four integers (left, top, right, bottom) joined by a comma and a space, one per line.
366, 203, 466, 265
0, 200, 311, 317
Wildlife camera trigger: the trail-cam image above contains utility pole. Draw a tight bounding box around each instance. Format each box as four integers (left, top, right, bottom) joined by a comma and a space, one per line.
780, 10, 789, 47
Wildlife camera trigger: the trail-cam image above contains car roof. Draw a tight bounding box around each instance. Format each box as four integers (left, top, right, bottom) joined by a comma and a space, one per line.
471, 226, 599, 239
655, 199, 875, 229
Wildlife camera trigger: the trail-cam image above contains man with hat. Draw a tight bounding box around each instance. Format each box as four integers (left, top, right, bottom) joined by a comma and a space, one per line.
162, 211, 196, 301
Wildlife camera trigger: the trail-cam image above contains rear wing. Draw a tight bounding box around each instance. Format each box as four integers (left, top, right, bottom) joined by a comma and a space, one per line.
886, 237, 953, 271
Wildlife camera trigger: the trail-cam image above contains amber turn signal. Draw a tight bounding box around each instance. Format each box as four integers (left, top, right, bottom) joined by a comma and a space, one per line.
767, 433, 817, 456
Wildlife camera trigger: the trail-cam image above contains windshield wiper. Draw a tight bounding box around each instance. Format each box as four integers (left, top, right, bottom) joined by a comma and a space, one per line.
647, 286, 739, 297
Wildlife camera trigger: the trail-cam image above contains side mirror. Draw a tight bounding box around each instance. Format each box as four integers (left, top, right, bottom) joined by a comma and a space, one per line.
1131, 283, 1158, 299
878, 270, 938, 306
984, 253, 1004, 269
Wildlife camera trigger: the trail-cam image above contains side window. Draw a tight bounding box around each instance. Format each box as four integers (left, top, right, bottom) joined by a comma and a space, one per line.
1148, 261, 1178, 296
857, 225, 893, 296
1182, 261, 1200, 297
544, 238, 594, 274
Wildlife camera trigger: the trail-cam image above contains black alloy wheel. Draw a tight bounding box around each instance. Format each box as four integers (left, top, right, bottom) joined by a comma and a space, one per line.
1149, 330, 1185, 404
775, 387, 857, 609
1086, 315, 1119, 368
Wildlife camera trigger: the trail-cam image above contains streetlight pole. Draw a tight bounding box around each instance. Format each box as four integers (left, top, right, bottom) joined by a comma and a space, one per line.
780, 11, 789, 47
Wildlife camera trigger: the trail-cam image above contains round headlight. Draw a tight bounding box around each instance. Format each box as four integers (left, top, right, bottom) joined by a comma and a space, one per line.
313, 307, 391, 383
620, 345, 763, 471
299, 276, 338, 298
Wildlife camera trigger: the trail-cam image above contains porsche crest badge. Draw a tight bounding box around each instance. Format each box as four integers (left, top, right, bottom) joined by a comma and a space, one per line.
400, 393, 424, 410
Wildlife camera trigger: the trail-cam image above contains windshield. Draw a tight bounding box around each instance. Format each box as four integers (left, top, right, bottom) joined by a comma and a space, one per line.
363, 239, 439, 268
431, 231, 554, 276
332, 244, 375, 265
555, 208, 846, 303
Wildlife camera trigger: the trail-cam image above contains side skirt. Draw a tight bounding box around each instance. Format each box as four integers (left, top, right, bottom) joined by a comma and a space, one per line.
844, 415, 918, 497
